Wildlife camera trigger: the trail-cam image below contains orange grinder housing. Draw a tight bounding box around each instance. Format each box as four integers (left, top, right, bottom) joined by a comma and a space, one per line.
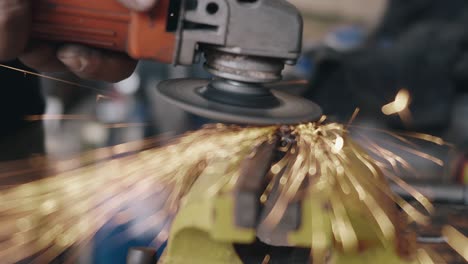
32, 0, 178, 63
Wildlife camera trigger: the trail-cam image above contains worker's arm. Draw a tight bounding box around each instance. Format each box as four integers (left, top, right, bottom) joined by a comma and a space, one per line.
0, 0, 157, 82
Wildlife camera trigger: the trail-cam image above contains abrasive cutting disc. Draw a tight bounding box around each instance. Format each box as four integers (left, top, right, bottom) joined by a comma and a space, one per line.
156, 78, 323, 125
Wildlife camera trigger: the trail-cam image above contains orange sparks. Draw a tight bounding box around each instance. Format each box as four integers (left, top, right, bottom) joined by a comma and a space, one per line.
0, 122, 459, 263
0, 64, 110, 95
24, 114, 92, 121
442, 226, 468, 262
347, 108, 360, 128
267, 79, 309, 87
261, 254, 271, 264
382, 89, 411, 115
104, 123, 148, 129
24, 115, 147, 129
382, 89, 413, 125
96, 94, 114, 102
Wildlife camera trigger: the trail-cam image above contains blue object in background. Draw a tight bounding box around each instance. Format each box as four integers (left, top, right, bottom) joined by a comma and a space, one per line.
324, 25, 366, 51
93, 223, 167, 264
295, 54, 315, 80
157, 241, 167, 259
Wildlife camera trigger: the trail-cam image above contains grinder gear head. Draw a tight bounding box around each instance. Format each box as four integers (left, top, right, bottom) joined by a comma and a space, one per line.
158, 0, 322, 124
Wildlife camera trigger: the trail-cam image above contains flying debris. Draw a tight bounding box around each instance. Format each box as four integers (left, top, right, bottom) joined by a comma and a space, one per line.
0, 121, 464, 263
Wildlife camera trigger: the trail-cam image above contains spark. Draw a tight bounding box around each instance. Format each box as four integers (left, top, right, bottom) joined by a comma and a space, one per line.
0, 64, 111, 96
96, 94, 114, 102
346, 108, 360, 129
24, 114, 92, 121
382, 89, 411, 115
0, 62, 454, 262
0, 122, 458, 263
382, 89, 413, 125
267, 79, 309, 87
442, 226, 468, 262
23, 115, 148, 129
332, 136, 344, 153
416, 248, 436, 264
261, 254, 271, 264
401, 132, 447, 146
104, 123, 148, 129
261, 122, 400, 253
382, 139, 444, 166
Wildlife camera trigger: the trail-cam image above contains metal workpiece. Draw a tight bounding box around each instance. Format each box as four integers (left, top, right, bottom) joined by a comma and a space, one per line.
235, 136, 304, 247
392, 183, 468, 205
256, 170, 303, 247
156, 78, 323, 125
176, 0, 303, 73
234, 140, 278, 228
257, 201, 302, 247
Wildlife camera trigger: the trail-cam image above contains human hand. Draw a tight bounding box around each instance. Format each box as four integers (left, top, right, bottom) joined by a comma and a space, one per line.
0, 0, 158, 82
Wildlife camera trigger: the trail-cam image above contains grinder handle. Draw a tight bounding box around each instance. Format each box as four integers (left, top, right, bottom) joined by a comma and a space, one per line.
31, 0, 177, 63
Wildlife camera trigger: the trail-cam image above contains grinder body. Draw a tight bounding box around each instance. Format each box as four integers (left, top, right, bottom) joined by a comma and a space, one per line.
32, 0, 303, 81
32, 0, 177, 63
32, 0, 322, 125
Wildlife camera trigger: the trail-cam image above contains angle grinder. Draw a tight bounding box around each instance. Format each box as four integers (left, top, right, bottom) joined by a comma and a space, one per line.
32, 0, 322, 125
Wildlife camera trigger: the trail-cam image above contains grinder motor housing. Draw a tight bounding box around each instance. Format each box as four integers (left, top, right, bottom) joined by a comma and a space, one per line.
32, 0, 303, 84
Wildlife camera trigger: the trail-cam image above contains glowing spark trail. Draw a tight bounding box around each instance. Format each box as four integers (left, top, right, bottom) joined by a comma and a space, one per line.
382, 89, 413, 125
0, 122, 460, 263
0, 64, 111, 96
442, 226, 468, 262
382, 89, 411, 115
0, 40, 462, 264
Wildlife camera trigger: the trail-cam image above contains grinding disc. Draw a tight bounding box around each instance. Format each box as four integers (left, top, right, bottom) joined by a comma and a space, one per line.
156, 78, 323, 125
